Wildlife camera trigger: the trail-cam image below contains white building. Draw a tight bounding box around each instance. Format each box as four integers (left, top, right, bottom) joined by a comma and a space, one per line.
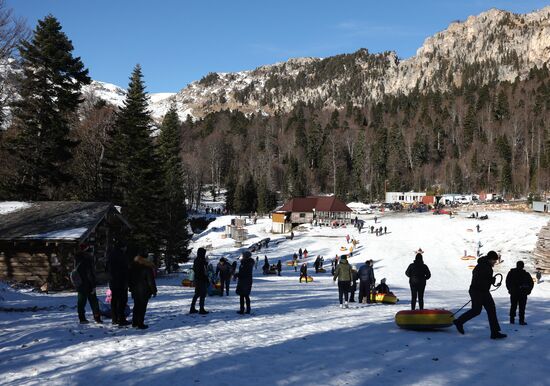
385, 191, 426, 204
533, 201, 549, 213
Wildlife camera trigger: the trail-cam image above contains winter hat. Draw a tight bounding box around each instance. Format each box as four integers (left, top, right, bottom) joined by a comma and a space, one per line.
486, 250, 499, 261
197, 247, 206, 259
242, 251, 252, 259
340, 255, 348, 260
516, 261, 524, 269
381, 278, 386, 284
415, 253, 423, 262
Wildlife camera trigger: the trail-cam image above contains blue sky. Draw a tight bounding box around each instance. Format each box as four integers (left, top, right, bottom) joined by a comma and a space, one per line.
8, 0, 549, 93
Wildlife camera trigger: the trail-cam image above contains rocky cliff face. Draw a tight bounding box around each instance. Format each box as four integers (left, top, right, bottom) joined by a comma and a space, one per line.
162, 6, 550, 119
41, 6, 550, 121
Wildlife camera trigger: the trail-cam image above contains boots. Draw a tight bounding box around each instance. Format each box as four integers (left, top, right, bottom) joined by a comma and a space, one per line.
189, 307, 198, 314
510, 316, 515, 324
79, 317, 89, 324
453, 320, 464, 334
519, 319, 527, 325
490, 332, 507, 339
198, 308, 209, 315
93, 314, 103, 324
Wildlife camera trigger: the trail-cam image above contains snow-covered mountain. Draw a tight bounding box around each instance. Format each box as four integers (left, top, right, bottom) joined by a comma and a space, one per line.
5, 6, 550, 121
82, 81, 177, 119
159, 6, 550, 118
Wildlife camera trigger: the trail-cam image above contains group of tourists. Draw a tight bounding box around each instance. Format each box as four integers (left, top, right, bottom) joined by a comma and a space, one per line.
73, 240, 157, 330
190, 248, 255, 315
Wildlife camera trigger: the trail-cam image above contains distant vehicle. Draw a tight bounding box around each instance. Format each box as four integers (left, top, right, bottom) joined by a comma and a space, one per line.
455, 196, 471, 204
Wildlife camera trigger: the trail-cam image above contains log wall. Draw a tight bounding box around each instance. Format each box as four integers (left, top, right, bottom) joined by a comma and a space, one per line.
534, 221, 550, 273
0, 251, 51, 286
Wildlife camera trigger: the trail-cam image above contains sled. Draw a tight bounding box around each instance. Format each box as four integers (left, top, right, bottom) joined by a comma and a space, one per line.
370, 292, 398, 304
340, 246, 348, 251
286, 261, 296, 266
300, 276, 314, 283
181, 279, 195, 287
467, 265, 476, 269
395, 309, 454, 330
317, 268, 326, 273
98, 301, 131, 318
460, 255, 477, 260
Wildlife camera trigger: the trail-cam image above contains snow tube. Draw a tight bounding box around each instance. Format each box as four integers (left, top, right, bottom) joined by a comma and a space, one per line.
300, 276, 314, 283
286, 261, 296, 266
395, 309, 454, 330
370, 292, 399, 304
460, 255, 477, 260
466, 229, 474, 232
467, 265, 476, 269
214, 282, 221, 290
340, 246, 347, 251
181, 279, 195, 287
317, 268, 326, 273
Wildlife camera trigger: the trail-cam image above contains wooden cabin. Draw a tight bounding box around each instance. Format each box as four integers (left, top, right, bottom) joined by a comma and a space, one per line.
0, 202, 130, 290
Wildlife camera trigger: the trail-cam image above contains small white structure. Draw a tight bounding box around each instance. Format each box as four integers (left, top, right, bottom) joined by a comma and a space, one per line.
385, 192, 426, 204
533, 201, 549, 213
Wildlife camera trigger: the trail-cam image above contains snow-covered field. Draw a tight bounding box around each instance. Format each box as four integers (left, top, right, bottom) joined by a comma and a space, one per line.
1, 210, 550, 386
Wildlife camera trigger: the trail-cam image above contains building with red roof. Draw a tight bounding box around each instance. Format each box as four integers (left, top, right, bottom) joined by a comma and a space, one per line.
271, 196, 352, 233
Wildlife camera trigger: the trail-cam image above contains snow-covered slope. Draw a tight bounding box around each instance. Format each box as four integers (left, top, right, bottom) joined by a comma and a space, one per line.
1, 210, 549, 385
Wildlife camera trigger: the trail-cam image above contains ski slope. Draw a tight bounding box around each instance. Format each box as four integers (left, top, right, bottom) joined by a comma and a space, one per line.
1, 210, 549, 386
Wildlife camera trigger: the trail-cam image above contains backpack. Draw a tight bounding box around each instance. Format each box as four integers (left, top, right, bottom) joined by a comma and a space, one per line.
70, 263, 83, 289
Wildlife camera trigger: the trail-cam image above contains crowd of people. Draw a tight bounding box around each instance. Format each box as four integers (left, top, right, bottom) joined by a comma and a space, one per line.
72, 214, 539, 340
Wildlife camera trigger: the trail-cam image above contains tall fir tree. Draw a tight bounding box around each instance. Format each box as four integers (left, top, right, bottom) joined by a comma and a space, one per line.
106, 64, 161, 252
158, 104, 190, 271
10, 15, 90, 199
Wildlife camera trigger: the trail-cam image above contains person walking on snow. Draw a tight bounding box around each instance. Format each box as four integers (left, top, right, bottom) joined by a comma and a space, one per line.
276, 260, 282, 276
236, 251, 255, 314
74, 247, 102, 324
358, 259, 375, 303
299, 263, 308, 283
453, 251, 507, 339
190, 247, 209, 315
303, 249, 308, 259
129, 251, 157, 329
405, 253, 431, 310
107, 240, 130, 326
333, 255, 353, 308
216, 258, 232, 296
505, 261, 534, 325
346, 234, 350, 244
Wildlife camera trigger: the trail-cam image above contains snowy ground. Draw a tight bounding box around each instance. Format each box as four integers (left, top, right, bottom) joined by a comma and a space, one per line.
1, 210, 550, 386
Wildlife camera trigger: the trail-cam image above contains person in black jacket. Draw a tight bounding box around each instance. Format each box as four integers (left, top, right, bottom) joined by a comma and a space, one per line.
405, 253, 431, 310
216, 257, 232, 296
74, 249, 102, 324
299, 263, 308, 283
506, 261, 534, 325
129, 252, 157, 329
107, 240, 130, 326
358, 260, 375, 303
190, 247, 209, 315
454, 251, 506, 339
236, 251, 255, 314
276, 260, 282, 276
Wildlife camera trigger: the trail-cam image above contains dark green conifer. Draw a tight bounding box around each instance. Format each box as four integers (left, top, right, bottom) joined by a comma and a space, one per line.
11, 15, 90, 199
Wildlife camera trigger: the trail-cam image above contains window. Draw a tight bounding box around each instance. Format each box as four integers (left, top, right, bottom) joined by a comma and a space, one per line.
299, 213, 306, 218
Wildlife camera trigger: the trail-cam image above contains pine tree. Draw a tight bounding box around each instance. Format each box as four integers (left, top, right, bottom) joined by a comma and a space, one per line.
106, 65, 161, 252
158, 105, 190, 271
10, 15, 90, 199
